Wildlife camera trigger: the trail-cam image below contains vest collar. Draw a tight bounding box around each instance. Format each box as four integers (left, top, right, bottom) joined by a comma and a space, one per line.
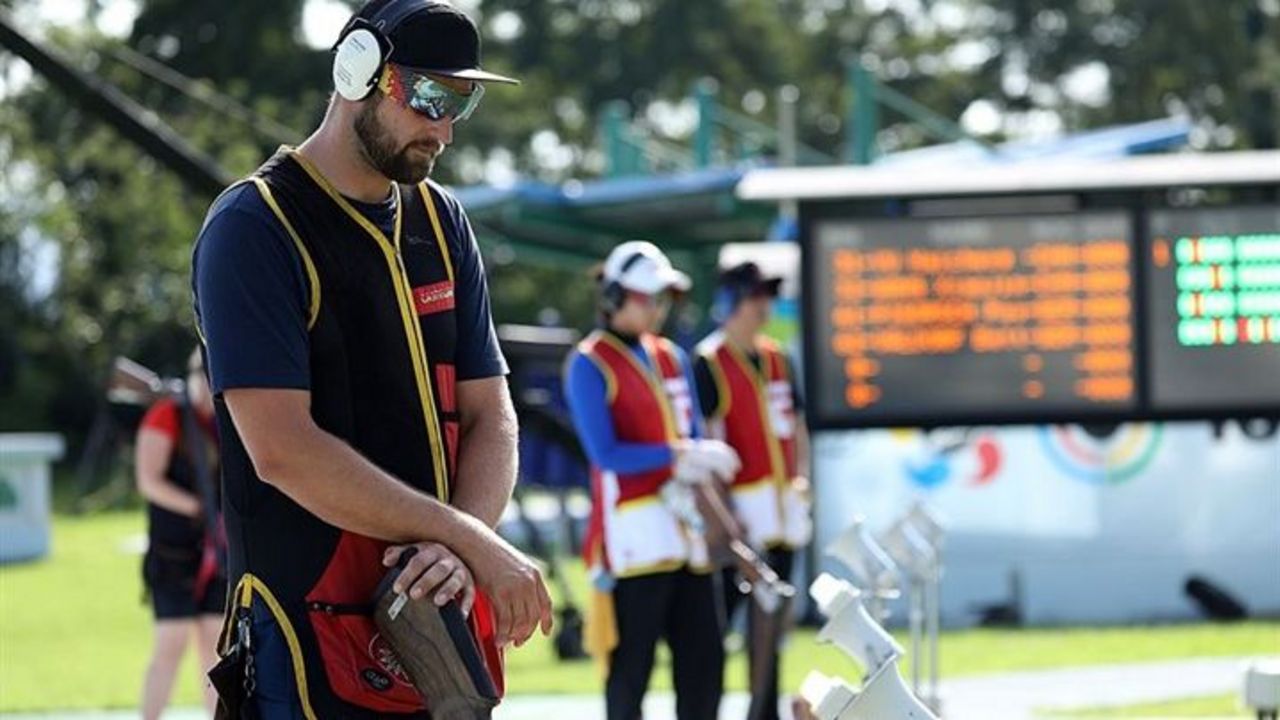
286, 147, 404, 253
603, 326, 642, 347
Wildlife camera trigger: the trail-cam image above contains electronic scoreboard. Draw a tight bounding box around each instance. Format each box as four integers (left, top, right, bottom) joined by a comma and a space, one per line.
1147, 206, 1280, 412
803, 205, 1280, 428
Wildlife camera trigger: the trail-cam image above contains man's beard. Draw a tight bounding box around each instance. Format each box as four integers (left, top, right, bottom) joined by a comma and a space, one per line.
353, 97, 440, 184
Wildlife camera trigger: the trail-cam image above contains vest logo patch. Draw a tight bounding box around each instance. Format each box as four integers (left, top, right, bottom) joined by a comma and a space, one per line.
361, 667, 393, 692
368, 633, 414, 686
413, 281, 455, 316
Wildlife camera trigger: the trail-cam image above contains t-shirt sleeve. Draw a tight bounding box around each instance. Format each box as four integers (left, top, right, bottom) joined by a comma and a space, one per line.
192, 186, 311, 394
138, 398, 180, 441
441, 191, 508, 381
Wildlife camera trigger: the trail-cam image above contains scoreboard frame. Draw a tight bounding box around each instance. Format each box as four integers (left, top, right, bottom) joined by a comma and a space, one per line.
797, 188, 1280, 430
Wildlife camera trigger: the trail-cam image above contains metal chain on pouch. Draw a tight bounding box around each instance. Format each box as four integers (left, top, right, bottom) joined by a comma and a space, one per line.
238, 614, 257, 696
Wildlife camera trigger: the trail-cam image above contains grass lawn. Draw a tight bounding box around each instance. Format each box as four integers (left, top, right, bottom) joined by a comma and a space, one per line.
0, 511, 204, 710
2, 510, 1278, 712
1047, 693, 1248, 717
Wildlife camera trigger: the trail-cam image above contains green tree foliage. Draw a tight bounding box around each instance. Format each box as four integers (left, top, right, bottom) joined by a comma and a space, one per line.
0, 0, 1276, 456
960, 0, 1280, 147
0, 26, 240, 437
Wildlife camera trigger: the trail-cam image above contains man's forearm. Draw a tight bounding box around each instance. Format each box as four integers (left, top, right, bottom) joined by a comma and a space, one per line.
254, 421, 485, 546
451, 399, 518, 528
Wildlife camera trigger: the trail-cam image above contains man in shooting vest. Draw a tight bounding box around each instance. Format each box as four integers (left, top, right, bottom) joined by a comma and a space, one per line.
191, 2, 552, 717
565, 241, 740, 720
694, 261, 812, 720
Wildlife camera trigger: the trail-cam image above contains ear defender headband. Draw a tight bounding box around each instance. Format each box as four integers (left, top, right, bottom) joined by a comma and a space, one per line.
600, 252, 648, 314
332, 0, 431, 102
711, 285, 743, 325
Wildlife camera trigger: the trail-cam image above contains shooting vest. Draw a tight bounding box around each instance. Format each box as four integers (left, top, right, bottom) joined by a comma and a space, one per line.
577, 330, 709, 578
207, 148, 500, 718
697, 331, 810, 550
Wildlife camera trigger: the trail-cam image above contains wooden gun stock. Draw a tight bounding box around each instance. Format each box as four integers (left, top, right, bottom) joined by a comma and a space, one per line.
372, 551, 499, 720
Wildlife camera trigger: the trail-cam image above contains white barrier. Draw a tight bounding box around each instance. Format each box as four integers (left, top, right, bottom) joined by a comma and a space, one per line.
0, 433, 64, 563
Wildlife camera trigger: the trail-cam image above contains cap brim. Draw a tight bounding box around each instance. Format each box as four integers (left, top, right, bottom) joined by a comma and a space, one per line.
752, 277, 783, 297
417, 67, 520, 85
665, 269, 693, 293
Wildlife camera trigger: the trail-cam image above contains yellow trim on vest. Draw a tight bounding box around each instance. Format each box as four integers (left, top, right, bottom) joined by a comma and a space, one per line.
391, 217, 454, 501
732, 341, 791, 531
647, 337, 686, 442
580, 341, 619, 405
724, 339, 789, 486
227, 574, 319, 720
701, 347, 733, 421
613, 558, 689, 579
597, 332, 679, 442
615, 494, 663, 510
418, 184, 454, 282
289, 150, 450, 501
195, 319, 209, 348
252, 177, 322, 330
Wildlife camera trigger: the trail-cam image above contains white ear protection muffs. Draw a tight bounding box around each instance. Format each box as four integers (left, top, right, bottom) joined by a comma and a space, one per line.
600, 252, 647, 314
333, 25, 387, 100
331, 0, 430, 101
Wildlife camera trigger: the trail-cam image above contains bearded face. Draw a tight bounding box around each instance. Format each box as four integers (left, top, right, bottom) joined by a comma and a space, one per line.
353, 92, 445, 184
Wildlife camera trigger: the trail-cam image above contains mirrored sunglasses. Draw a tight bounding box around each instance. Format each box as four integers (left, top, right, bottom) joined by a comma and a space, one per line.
378, 64, 485, 123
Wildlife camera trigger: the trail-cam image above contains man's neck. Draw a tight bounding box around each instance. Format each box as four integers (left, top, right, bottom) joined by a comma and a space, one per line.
296, 120, 394, 204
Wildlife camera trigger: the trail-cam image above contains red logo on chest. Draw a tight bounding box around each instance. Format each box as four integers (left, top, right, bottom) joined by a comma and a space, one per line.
412, 281, 455, 316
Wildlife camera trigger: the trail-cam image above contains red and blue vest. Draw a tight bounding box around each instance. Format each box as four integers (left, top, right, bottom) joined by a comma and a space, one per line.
576, 330, 709, 578
698, 331, 809, 549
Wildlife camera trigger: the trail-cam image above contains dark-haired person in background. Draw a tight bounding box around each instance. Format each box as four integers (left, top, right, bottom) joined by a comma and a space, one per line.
136, 349, 223, 720
695, 262, 812, 720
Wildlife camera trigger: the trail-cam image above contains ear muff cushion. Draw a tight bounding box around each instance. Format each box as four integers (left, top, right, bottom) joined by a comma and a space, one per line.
333, 27, 385, 100
600, 252, 647, 314
333, 0, 438, 101
711, 286, 740, 324
600, 282, 625, 314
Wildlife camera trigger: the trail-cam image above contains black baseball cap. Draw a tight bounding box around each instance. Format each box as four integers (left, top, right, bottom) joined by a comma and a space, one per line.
349, 0, 519, 85
719, 261, 783, 298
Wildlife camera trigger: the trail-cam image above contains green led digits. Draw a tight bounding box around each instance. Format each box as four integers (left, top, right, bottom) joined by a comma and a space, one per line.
1173, 233, 1280, 346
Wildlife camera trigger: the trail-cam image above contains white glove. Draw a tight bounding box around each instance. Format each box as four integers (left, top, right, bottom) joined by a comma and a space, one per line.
659, 481, 704, 532
673, 446, 713, 485
674, 439, 741, 484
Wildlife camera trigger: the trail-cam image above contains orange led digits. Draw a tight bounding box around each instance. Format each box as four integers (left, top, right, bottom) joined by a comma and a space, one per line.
823, 215, 1136, 414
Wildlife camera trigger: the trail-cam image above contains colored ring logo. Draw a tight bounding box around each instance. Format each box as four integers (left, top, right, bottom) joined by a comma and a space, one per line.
1038, 424, 1164, 484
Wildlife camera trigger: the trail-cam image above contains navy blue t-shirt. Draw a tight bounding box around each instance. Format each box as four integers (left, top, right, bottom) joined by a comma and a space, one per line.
192, 180, 507, 395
